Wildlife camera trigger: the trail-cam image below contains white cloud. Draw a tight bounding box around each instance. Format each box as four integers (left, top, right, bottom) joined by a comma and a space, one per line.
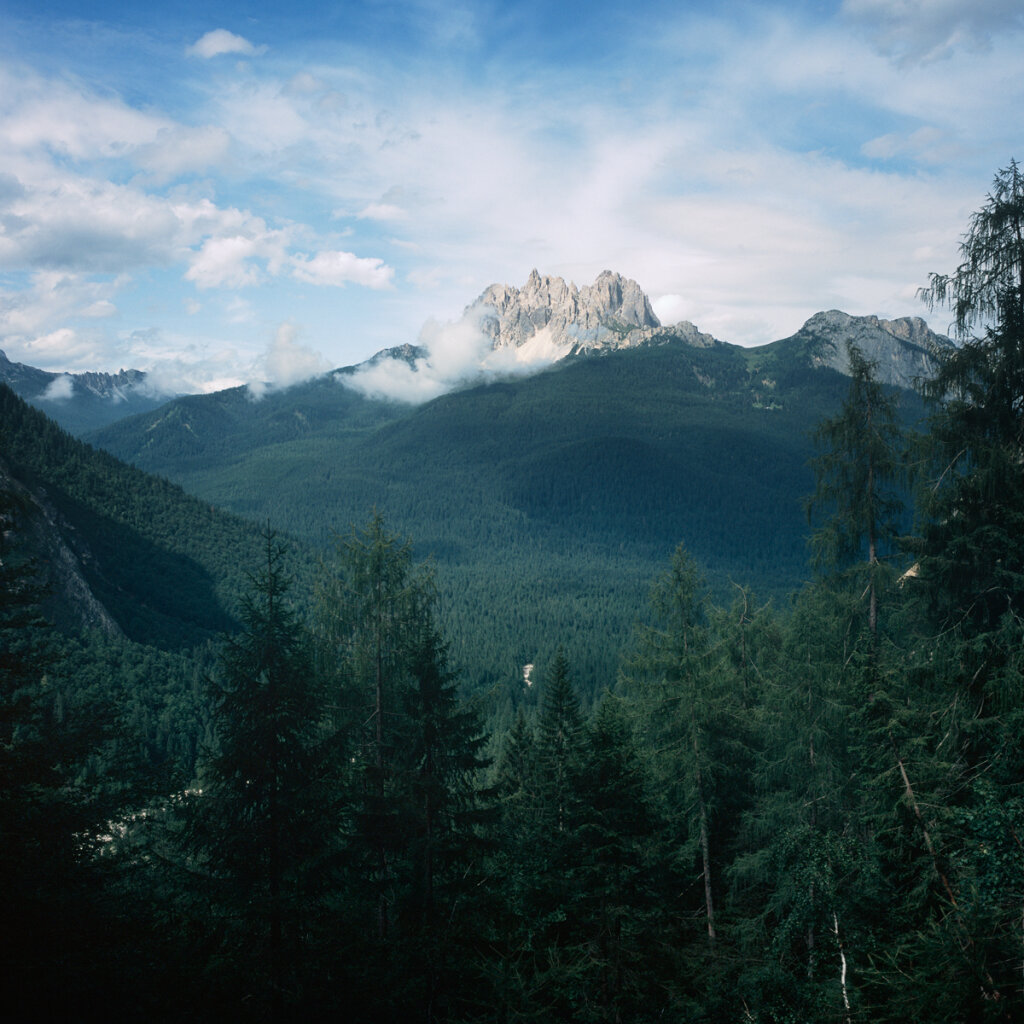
861, 125, 954, 163
651, 294, 692, 326
185, 226, 290, 289
0, 174, 186, 273
187, 30, 265, 60
40, 374, 74, 401
0, 272, 124, 358
291, 250, 394, 289
358, 202, 406, 221
134, 125, 232, 182
23, 327, 96, 366
0, 69, 169, 160
343, 305, 574, 404
81, 300, 117, 318
260, 322, 329, 387
186, 235, 266, 289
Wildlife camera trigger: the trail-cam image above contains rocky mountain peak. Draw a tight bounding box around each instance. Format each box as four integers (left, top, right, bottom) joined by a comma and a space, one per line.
793, 309, 953, 390
470, 269, 663, 356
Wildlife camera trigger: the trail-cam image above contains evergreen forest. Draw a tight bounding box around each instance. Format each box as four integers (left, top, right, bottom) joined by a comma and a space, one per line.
4, 163, 1024, 1022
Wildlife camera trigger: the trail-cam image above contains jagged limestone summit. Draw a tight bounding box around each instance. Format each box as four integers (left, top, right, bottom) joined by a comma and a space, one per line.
458, 269, 950, 388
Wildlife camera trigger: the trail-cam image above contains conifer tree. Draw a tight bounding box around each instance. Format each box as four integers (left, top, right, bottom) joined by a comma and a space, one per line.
805, 341, 907, 640
188, 526, 328, 1020
314, 511, 433, 943
879, 160, 1024, 1019
624, 547, 730, 949
534, 646, 583, 836
570, 693, 665, 1022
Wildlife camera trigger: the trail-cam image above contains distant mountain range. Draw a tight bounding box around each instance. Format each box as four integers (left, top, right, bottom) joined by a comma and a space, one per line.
2, 272, 953, 696
1, 271, 952, 438
340, 271, 952, 403
0, 349, 172, 435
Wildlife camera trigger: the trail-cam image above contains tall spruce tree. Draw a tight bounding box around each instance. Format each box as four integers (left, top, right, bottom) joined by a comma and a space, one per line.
624, 547, 734, 952
569, 693, 667, 1022
805, 341, 907, 640
188, 526, 328, 1020
314, 511, 432, 944
314, 512, 495, 1020
880, 159, 1024, 1019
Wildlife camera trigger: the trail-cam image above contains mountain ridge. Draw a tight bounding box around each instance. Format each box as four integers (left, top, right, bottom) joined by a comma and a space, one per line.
464, 269, 951, 385
0, 348, 172, 435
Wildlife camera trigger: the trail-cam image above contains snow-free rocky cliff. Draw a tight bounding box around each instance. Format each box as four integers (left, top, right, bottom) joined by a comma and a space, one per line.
462, 270, 952, 389
469, 269, 719, 357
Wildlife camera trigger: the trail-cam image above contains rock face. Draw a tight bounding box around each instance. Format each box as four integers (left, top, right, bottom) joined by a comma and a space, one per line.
789, 310, 953, 390
471, 269, 681, 356
0, 349, 168, 435
0, 456, 123, 638
460, 271, 950, 388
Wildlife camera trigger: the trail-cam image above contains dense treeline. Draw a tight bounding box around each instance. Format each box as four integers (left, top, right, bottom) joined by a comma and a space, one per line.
4, 163, 1024, 1021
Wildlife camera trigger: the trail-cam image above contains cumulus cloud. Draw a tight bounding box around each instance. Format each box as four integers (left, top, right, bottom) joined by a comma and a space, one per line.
260, 322, 329, 388
185, 227, 290, 290
187, 30, 265, 60
40, 374, 74, 401
291, 250, 395, 289
186, 235, 266, 289
0, 177, 182, 273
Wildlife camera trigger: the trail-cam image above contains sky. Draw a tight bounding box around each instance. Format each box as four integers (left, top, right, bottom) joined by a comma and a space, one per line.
0, 0, 1022, 397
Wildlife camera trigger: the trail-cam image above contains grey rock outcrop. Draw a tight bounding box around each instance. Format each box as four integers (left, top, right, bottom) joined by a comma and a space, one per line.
791, 310, 953, 390
471, 269, 667, 354
0, 457, 123, 638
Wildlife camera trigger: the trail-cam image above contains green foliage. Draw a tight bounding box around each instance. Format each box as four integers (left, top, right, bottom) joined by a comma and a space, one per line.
0, 382, 288, 650
919, 159, 1024, 338
806, 343, 908, 576
187, 528, 333, 1017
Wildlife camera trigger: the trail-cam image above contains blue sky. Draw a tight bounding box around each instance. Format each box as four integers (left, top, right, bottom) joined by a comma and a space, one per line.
1, 0, 1022, 393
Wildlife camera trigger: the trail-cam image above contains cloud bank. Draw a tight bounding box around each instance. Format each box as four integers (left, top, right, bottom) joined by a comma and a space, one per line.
341, 306, 575, 403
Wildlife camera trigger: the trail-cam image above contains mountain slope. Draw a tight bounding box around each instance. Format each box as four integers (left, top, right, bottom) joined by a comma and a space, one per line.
87, 318, 933, 696
0, 383, 284, 649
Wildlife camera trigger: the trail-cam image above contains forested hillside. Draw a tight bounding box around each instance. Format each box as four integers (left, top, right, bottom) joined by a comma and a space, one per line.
91, 331, 925, 699
4, 163, 1024, 1023
0, 383, 291, 649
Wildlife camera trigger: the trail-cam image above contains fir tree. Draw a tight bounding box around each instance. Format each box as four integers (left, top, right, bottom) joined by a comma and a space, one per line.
805, 341, 908, 640
188, 526, 329, 1020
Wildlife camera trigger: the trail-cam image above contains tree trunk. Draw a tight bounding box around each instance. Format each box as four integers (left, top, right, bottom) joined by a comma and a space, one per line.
833, 910, 852, 1024
693, 734, 716, 943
